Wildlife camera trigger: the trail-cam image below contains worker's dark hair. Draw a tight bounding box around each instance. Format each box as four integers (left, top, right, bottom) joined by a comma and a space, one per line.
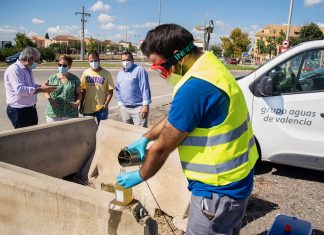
121, 51, 134, 60
88, 51, 100, 60
140, 24, 195, 59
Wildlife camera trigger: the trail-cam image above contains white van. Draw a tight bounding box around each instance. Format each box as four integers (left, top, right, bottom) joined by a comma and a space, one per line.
237, 40, 324, 171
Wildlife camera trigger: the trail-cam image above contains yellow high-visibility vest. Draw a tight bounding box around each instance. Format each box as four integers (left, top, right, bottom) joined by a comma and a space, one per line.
173, 52, 258, 186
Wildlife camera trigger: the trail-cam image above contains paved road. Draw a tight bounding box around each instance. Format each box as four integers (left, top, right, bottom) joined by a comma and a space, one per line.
0, 68, 250, 132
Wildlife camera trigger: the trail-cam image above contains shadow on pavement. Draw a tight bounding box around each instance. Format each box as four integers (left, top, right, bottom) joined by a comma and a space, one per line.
241, 196, 279, 228
254, 162, 324, 183
313, 229, 324, 235
271, 163, 324, 183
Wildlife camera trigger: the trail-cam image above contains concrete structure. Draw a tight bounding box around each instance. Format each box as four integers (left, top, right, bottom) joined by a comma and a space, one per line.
88, 119, 191, 218
254, 24, 324, 63
0, 118, 192, 234
0, 161, 156, 235
0, 118, 97, 178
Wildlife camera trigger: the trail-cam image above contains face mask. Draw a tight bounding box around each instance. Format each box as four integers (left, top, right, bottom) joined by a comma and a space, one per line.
90, 61, 99, 70
29, 62, 37, 70
122, 61, 133, 70
166, 63, 183, 86
58, 66, 69, 74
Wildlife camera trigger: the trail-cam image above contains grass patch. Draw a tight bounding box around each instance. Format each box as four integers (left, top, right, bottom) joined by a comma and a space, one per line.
225, 64, 255, 70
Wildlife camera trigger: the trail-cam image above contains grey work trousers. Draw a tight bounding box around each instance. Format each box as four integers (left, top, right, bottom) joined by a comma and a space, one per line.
186, 193, 249, 235
120, 105, 147, 127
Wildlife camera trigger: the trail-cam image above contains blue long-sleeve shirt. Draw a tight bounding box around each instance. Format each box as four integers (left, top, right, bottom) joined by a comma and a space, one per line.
116, 63, 151, 106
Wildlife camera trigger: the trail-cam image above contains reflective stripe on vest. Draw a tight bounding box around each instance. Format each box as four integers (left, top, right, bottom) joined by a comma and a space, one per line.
181, 136, 255, 174
173, 52, 258, 186
182, 116, 248, 147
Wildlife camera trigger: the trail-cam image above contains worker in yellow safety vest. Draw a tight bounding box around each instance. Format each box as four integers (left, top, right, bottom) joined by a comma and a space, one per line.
117, 24, 259, 235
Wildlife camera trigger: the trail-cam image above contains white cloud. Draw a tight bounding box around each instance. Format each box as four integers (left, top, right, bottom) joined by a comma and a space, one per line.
116, 0, 128, 3
90, 1, 111, 12
304, 0, 324, 6
47, 25, 79, 36
0, 26, 30, 41
316, 22, 324, 28
114, 33, 124, 38
101, 22, 115, 30
97, 13, 114, 24
214, 20, 230, 31
133, 22, 158, 28
251, 24, 259, 30
116, 25, 126, 31
32, 18, 45, 25
100, 22, 129, 31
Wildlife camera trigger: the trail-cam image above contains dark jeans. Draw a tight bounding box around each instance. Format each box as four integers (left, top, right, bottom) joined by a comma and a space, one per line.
7, 105, 38, 129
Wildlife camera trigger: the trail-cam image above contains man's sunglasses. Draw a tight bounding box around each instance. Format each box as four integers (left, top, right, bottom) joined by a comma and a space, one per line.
58, 64, 68, 67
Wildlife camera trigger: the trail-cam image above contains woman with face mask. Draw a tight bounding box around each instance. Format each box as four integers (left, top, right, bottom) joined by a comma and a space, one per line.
44, 55, 82, 123
79, 51, 115, 125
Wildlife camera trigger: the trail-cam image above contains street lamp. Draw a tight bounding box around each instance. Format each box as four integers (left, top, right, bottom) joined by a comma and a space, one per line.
195, 20, 214, 51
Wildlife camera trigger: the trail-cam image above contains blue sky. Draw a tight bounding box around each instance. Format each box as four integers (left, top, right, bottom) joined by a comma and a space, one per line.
0, 0, 323, 45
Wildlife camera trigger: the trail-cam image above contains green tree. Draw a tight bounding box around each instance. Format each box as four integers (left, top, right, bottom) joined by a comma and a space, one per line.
210, 44, 222, 57
255, 38, 267, 55
289, 36, 301, 47
220, 28, 251, 58
265, 36, 277, 58
86, 37, 97, 53
45, 33, 49, 39
14, 33, 36, 50
48, 43, 68, 54
300, 23, 324, 42
38, 47, 56, 61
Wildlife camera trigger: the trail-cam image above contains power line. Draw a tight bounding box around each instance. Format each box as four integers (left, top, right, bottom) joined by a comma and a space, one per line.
75, 6, 91, 60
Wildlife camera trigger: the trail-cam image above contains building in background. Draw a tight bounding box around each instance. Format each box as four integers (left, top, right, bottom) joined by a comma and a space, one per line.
254, 24, 324, 63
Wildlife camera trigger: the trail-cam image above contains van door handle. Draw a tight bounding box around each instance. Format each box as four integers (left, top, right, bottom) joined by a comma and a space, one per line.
321, 113, 324, 118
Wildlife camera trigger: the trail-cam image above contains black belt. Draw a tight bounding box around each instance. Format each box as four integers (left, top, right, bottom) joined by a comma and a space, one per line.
123, 104, 141, 108
8, 105, 36, 110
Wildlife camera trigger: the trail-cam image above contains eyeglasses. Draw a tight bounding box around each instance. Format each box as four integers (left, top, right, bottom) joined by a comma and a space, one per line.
58, 64, 68, 67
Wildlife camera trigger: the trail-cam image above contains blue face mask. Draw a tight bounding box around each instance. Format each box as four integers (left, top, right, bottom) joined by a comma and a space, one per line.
29, 62, 37, 70
58, 66, 69, 74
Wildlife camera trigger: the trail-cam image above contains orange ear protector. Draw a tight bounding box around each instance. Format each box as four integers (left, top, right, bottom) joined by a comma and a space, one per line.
151, 42, 196, 79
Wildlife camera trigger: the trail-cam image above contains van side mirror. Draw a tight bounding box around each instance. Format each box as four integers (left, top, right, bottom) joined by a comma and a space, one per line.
259, 76, 274, 96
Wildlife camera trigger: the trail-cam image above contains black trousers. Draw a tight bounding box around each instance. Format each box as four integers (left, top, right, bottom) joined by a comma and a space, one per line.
7, 105, 38, 129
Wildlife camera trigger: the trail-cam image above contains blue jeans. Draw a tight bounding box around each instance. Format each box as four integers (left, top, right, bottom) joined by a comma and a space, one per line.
84, 108, 108, 125
7, 105, 38, 129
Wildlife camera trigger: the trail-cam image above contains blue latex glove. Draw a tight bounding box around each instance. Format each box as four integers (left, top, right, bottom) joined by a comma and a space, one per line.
127, 137, 150, 161
117, 170, 143, 189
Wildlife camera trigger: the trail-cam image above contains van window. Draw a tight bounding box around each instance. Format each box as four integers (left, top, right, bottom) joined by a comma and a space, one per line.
299, 49, 324, 92
267, 53, 304, 93
266, 49, 324, 94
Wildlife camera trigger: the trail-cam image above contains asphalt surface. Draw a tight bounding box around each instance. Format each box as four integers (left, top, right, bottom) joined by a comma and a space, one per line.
0, 67, 250, 132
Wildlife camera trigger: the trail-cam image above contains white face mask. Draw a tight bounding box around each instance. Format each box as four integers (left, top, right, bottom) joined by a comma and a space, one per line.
90, 61, 99, 70
122, 60, 133, 70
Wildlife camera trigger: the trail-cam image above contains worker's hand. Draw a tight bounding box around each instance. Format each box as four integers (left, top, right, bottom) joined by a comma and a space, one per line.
127, 137, 150, 161
117, 170, 143, 189
140, 105, 149, 119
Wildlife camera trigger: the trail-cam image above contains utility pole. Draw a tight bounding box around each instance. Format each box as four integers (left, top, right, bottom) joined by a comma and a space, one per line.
75, 6, 90, 60
158, 0, 162, 25
286, 0, 294, 41
125, 4, 128, 49
97, 34, 103, 54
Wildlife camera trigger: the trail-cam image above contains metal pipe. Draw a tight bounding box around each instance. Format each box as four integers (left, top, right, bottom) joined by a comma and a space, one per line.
286, 0, 294, 41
